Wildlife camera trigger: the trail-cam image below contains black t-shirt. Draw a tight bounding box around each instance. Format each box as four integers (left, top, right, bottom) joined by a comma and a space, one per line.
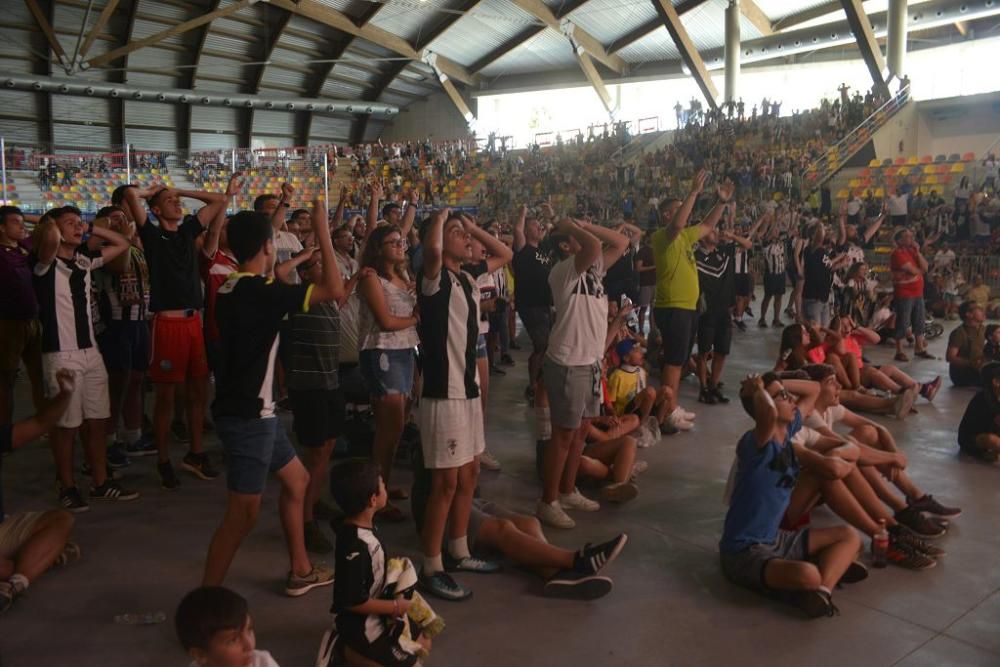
137, 215, 205, 311
604, 245, 639, 301
802, 246, 835, 301
695, 242, 736, 311
636, 245, 656, 287
212, 274, 310, 419
511, 244, 553, 308
333, 523, 385, 645
957, 391, 999, 454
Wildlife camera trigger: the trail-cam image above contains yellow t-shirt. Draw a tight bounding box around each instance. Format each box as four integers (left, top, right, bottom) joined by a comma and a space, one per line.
652, 225, 702, 309
607, 367, 645, 416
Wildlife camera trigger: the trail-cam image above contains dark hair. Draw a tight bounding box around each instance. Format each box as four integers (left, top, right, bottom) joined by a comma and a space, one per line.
981, 361, 1000, 386
986, 324, 1000, 342
958, 300, 980, 321
253, 194, 278, 212
52, 205, 83, 221
779, 324, 808, 366
333, 223, 352, 239
96, 205, 124, 219
175, 586, 248, 651
110, 185, 132, 206
739, 371, 780, 417
290, 208, 310, 220
547, 232, 570, 260
147, 189, 168, 209
846, 261, 866, 279
0, 205, 23, 224
226, 211, 273, 263
382, 202, 400, 219
359, 224, 403, 279
658, 197, 681, 214
804, 363, 837, 382
329, 459, 381, 517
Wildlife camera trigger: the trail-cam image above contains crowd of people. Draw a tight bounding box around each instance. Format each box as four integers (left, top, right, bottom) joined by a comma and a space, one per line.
1, 110, 998, 666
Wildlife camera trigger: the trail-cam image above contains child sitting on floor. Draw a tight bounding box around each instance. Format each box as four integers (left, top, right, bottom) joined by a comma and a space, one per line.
607, 339, 684, 433
330, 459, 443, 667
175, 586, 280, 667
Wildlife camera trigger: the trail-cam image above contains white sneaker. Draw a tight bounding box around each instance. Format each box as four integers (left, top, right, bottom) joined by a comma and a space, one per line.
632, 460, 649, 475
537, 500, 576, 529
668, 411, 695, 431
559, 487, 600, 512
680, 408, 697, 421
479, 449, 502, 471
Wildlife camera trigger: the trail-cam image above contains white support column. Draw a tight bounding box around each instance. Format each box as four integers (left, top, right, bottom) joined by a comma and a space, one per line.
887, 0, 908, 80
724, 0, 741, 104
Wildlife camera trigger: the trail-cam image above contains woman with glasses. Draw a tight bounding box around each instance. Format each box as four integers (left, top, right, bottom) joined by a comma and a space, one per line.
357, 224, 420, 522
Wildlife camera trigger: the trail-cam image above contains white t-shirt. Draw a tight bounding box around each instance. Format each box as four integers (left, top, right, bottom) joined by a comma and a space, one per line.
274, 230, 304, 285
189, 650, 279, 667
334, 250, 358, 280
846, 197, 863, 216
546, 254, 607, 367
887, 194, 909, 216
933, 249, 956, 272
804, 404, 847, 431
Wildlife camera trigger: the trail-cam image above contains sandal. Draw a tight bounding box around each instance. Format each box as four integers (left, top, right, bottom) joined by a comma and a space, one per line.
388, 487, 410, 501
376, 503, 407, 523
894, 352, 909, 362
914, 350, 936, 360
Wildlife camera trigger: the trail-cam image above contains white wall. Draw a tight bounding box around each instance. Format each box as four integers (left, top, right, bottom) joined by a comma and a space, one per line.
915, 92, 1000, 157
872, 101, 919, 160
379, 91, 471, 143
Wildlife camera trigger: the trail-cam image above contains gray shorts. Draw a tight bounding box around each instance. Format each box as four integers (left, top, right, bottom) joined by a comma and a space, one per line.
467, 499, 519, 553
518, 306, 553, 354
719, 528, 811, 592
543, 358, 602, 430
802, 299, 831, 327
638, 285, 655, 307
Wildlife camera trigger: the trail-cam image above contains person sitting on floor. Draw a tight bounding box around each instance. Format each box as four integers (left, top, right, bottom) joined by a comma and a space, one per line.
957, 361, 1000, 463
330, 459, 442, 667
410, 449, 628, 600
946, 300, 986, 387
175, 585, 280, 667
1, 368, 79, 614
802, 364, 961, 534
607, 339, 683, 434
720, 373, 864, 619
983, 324, 1000, 363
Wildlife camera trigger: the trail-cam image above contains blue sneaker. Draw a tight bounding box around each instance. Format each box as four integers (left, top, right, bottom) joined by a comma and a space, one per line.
443, 554, 501, 574
125, 435, 157, 457
418, 570, 472, 602
107, 442, 131, 469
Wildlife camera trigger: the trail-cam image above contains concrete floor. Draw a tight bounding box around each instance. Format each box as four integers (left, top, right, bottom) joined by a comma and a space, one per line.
2, 313, 999, 667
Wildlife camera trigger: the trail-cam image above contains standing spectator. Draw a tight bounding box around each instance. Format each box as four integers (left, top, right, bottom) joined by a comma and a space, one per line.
695, 223, 744, 404
890, 229, 933, 362
801, 223, 847, 327
32, 207, 138, 510
634, 234, 656, 334
0, 206, 44, 429
651, 171, 734, 426
512, 204, 555, 407
759, 226, 788, 328
121, 180, 236, 489
886, 188, 909, 227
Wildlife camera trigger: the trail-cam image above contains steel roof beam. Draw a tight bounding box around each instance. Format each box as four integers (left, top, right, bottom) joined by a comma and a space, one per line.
509, 0, 625, 72
739, 0, 773, 36
839, 0, 889, 98
24, 0, 69, 72
650, 0, 718, 108
77, 0, 119, 62
772, 1, 841, 31
414, 0, 482, 52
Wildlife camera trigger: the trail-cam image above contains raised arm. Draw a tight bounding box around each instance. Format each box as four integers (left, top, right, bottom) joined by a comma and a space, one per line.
512, 203, 528, 252
201, 197, 229, 260
270, 182, 293, 232
399, 189, 419, 240
861, 213, 885, 244
665, 169, 707, 242
694, 179, 736, 240
781, 378, 821, 417
741, 375, 777, 447
464, 215, 512, 273
366, 181, 383, 232
89, 224, 130, 265
421, 208, 449, 281
558, 218, 602, 275
587, 219, 630, 269
332, 185, 348, 228
121, 185, 154, 228
307, 197, 344, 305
32, 219, 60, 267
836, 199, 848, 245
275, 247, 313, 285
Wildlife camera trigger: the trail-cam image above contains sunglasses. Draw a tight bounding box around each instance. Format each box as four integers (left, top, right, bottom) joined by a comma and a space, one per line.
770, 388, 792, 402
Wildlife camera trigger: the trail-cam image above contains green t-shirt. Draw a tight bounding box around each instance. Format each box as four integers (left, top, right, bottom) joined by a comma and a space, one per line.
652, 225, 702, 310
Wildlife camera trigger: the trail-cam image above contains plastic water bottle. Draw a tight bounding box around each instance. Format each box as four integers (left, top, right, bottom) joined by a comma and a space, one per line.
114, 611, 167, 625
871, 519, 889, 568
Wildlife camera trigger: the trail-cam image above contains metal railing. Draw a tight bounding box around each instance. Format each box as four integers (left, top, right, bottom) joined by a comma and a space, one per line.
805, 85, 912, 185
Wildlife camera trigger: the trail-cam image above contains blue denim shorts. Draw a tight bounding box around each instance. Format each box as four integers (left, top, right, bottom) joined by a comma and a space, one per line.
359, 348, 415, 397
476, 334, 488, 359
215, 416, 297, 494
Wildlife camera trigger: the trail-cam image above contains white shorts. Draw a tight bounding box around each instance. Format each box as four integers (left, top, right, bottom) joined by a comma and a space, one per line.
0, 511, 45, 559
418, 398, 486, 469
42, 348, 110, 428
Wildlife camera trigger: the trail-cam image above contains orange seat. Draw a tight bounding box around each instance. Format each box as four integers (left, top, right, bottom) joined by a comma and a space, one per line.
962, 152, 975, 161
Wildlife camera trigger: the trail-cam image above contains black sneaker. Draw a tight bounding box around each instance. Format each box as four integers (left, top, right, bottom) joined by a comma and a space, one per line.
107, 443, 131, 469
489, 365, 506, 376
59, 486, 90, 513
891, 527, 946, 558
838, 561, 869, 585
171, 419, 190, 443
418, 570, 472, 602
500, 354, 515, 366
158, 461, 180, 491
543, 571, 613, 600
907, 494, 961, 518
758, 319, 767, 328
895, 507, 947, 538
885, 540, 937, 570
90, 479, 139, 502
791, 589, 840, 618
125, 435, 157, 457
573, 534, 628, 576
734, 320, 747, 332
710, 386, 730, 404
181, 452, 220, 480
698, 387, 718, 404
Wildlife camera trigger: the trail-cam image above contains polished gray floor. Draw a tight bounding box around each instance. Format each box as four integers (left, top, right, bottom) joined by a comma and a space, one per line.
2, 314, 999, 667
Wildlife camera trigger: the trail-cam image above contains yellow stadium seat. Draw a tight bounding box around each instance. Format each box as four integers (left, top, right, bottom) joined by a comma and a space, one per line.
874, 187, 885, 197
848, 178, 861, 188
906, 156, 919, 166
868, 159, 881, 168
951, 163, 965, 173
898, 167, 911, 176
924, 176, 938, 185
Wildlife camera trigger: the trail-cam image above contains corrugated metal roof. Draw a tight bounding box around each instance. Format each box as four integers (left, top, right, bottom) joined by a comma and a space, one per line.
191, 106, 243, 131
0, 117, 42, 144
131, 19, 187, 47
479, 27, 577, 77
320, 78, 368, 99
428, 0, 536, 66
565, 0, 658, 46
756, 0, 835, 23
311, 114, 352, 139
53, 123, 112, 149
370, 0, 456, 44
254, 110, 295, 135
136, 1, 192, 22
192, 131, 237, 150
616, 27, 678, 63
261, 67, 312, 90
52, 97, 112, 124
123, 101, 177, 128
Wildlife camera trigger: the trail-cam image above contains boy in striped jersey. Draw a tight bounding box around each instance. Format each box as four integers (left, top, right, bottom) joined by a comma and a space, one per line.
32, 207, 139, 511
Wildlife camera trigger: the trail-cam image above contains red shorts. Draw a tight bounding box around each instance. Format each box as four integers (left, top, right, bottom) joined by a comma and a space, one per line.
149, 313, 209, 383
